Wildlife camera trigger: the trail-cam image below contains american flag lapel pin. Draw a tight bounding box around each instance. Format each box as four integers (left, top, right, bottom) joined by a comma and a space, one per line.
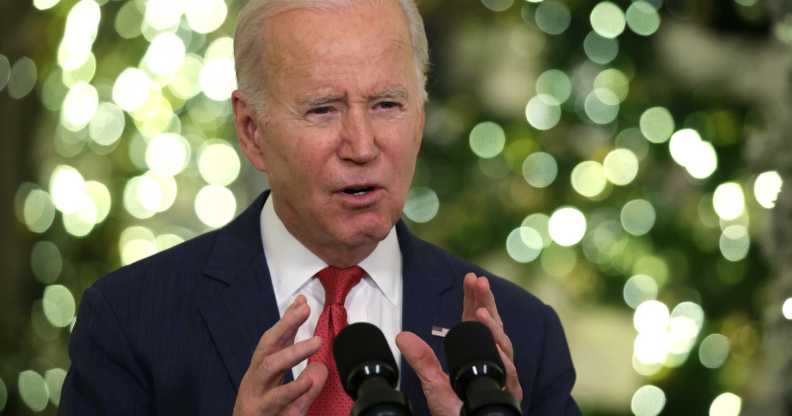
431, 325, 449, 337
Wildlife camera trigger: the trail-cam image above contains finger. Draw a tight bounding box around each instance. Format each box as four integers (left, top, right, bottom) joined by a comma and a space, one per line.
396, 332, 448, 384
475, 277, 502, 326
476, 307, 514, 359
497, 346, 523, 402
256, 336, 322, 390
291, 362, 329, 413
251, 302, 311, 367
397, 332, 463, 416
262, 371, 315, 414
462, 273, 478, 321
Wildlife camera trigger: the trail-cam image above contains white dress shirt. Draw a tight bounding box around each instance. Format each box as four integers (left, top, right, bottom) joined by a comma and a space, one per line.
260, 194, 403, 379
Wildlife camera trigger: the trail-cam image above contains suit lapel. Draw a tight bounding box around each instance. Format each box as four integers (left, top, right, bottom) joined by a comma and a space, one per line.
197, 192, 283, 391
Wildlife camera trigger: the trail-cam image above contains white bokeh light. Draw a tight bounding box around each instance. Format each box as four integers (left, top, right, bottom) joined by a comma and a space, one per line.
113, 68, 153, 112
782, 298, 792, 320
61, 82, 99, 132
753, 171, 782, 209
634, 300, 670, 333
199, 59, 237, 101
669, 129, 717, 179
142, 33, 186, 78
712, 182, 745, 221
144, 0, 185, 31
198, 141, 241, 186
709, 393, 742, 416
185, 0, 228, 34
145, 133, 191, 177
195, 185, 237, 228
49, 165, 89, 214
548, 207, 587, 246
603, 148, 639, 185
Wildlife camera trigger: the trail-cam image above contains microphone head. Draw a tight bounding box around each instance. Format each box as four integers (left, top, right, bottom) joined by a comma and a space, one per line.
444, 321, 506, 398
333, 322, 399, 397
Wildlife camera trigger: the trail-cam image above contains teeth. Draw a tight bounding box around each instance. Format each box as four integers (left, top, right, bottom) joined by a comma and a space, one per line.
353, 190, 367, 196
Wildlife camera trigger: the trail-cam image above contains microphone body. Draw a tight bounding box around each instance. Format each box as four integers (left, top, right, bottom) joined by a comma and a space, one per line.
444, 321, 522, 416
334, 322, 412, 416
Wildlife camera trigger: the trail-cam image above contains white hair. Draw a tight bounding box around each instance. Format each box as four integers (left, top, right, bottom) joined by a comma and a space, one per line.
233, 0, 429, 112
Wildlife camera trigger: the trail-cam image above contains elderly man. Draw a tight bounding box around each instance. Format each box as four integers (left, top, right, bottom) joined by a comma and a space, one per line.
60, 0, 579, 415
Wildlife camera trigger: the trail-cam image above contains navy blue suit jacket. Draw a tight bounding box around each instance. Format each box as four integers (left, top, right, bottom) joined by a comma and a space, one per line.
60, 192, 580, 415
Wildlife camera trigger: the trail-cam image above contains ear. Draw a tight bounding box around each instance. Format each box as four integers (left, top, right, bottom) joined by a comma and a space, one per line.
232, 90, 268, 173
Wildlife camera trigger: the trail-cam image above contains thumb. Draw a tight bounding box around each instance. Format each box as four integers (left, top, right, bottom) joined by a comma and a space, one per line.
396, 332, 450, 388
397, 332, 462, 416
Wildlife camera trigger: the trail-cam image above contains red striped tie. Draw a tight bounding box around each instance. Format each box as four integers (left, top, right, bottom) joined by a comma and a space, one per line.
307, 266, 365, 416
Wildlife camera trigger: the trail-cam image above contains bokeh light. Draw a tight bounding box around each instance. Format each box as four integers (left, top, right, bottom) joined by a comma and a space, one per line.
142, 32, 186, 78
481, 0, 513, 12
469, 121, 507, 158
8, 57, 38, 99
782, 298, 792, 320
113, 68, 153, 113
699, 334, 730, 369
603, 148, 639, 185
534, 0, 571, 35
584, 89, 620, 124
549, 207, 587, 246
23, 189, 56, 234
623, 274, 659, 309
185, 0, 228, 33
198, 140, 241, 186
200, 38, 237, 101
506, 227, 543, 263
620, 199, 656, 236
584, 31, 619, 64
522, 152, 558, 188
630, 385, 666, 416
640, 107, 675, 143
30, 241, 63, 284
44, 368, 67, 406
590, 2, 626, 39
120, 226, 157, 266
522, 213, 552, 247
668, 129, 718, 179
403, 187, 440, 223
195, 185, 237, 228
525, 95, 562, 130
753, 171, 782, 209
535, 69, 572, 104
17, 370, 49, 412
0, 377, 6, 411
709, 392, 742, 416
594, 69, 630, 103
719, 225, 750, 262
89, 102, 126, 146
571, 161, 607, 198
0, 55, 10, 91
34, 0, 61, 10
61, 81, 99, 131
626, 1, 661, 36
712, 182, 745, 221
42, 284, 76, 328
146, 133, 191, 176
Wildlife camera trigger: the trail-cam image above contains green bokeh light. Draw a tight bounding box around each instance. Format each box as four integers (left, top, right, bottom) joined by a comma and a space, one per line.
18, 370, 49, 412
469, 121, 507, 159
42, 284, 77, 328
590, 2, 626, 39
403, 187, 440, 223
640, 107, 675, 143
626, 1, 661, 36
584, 31, 619, 64
535, 0, 572, 35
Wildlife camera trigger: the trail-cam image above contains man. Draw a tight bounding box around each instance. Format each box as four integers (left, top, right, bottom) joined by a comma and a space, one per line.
60, 0, 580, 415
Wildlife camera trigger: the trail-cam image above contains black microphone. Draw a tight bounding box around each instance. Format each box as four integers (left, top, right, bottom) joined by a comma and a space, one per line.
334, 322, 412, 416
444, 321, 521, 416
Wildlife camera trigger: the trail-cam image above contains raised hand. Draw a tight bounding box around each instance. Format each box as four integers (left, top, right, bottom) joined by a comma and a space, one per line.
233, 295, 328, 416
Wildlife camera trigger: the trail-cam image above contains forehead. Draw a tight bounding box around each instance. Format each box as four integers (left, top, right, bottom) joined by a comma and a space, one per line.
260, 1, 417, 95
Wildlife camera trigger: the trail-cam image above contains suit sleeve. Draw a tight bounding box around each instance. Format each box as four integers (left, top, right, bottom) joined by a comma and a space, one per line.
526, 304, 581, 416
58, 286, 152, 415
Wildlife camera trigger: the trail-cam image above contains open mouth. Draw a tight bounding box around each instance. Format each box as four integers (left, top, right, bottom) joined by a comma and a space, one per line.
342, 185, 377, 196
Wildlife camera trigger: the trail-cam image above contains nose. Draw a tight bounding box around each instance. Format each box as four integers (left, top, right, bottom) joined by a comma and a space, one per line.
338, 108, 380, 164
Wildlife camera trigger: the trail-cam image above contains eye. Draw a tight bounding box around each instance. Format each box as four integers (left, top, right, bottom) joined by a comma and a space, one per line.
374, 101, 403, 111
307, 105, 336, 116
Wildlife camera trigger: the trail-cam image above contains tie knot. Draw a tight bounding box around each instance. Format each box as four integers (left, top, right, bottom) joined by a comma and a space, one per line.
317, 266, 365, 305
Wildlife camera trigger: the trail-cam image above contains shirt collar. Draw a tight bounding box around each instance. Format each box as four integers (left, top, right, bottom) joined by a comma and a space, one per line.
260, 193, 402, 309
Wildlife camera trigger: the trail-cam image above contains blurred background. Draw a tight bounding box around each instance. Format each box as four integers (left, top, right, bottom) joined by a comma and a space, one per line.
1, 0, 790, 414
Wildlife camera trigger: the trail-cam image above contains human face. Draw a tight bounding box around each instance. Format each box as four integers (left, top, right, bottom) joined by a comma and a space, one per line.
233, 1, 425, 266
